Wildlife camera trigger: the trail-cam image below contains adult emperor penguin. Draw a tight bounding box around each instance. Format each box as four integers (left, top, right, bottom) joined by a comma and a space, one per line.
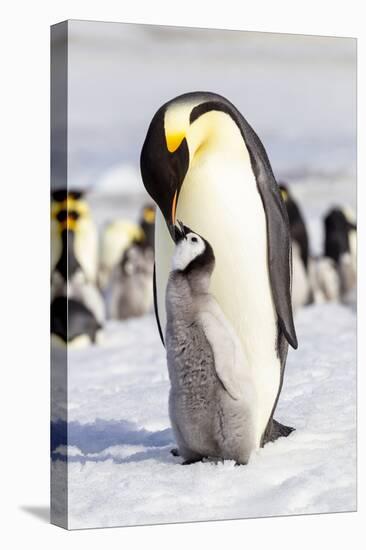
166, 223, 256, 464
51, 189, 105, 346
139, 203, 156, 250
51, 189, 99, 291
278, 183, 309, 271
108, 242, 154, 320
140, 92, 298, 449
98, 220, 144, 291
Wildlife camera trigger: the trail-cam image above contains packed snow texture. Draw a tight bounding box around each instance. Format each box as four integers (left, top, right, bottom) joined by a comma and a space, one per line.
51, 301, 356, 529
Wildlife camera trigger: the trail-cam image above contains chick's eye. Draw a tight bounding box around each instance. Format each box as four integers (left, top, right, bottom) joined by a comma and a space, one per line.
191, 236, 198, 243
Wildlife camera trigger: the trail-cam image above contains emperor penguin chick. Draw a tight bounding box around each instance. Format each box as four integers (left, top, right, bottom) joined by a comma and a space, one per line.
165, 223, 257, 465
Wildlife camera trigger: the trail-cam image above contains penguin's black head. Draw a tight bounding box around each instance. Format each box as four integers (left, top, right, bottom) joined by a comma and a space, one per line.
172, 221, 215, 275
141, 91, 247, 240
52, 188, 84, 202
139, 203, 156, 249
140, 104, 189, 238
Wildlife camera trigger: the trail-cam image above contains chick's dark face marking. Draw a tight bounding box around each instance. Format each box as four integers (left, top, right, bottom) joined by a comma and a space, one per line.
172, 222, 215, 274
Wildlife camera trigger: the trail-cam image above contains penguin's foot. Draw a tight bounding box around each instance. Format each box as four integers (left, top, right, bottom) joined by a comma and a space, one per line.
182, 458, 201, 465
182, 456, 207, 465
170, 447, 180, 457
266, 419, 295, 443
275, 419, 295, 438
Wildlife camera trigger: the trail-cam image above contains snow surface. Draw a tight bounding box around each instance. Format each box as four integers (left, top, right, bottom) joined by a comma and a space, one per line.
51, 302, 356, 529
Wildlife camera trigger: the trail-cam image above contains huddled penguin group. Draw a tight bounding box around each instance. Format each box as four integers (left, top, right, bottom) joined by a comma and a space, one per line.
51, 188, 156, 347
279, 184, 357, 309
99, 204, 155, 319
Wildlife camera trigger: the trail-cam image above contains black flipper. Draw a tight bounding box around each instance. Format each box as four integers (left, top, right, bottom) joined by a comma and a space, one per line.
153, 263, 165, 347
252, 163, 298, 350
263, 418, 295, 444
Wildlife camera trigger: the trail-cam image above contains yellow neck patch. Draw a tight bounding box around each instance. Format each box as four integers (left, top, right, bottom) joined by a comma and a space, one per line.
166, 131, 186, 153
51, 195, 90, 234
60, 218, 77, 232
143, 208, 156, 224
280, 189, 288, 202
164, 101, 201, 154
51, 197, 89, 219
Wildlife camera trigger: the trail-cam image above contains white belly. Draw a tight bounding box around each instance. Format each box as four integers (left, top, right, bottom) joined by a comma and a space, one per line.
349, 229, 357, 273
155, 151, 281, 446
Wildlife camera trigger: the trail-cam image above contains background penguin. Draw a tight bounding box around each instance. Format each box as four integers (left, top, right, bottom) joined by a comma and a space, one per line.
98, 214, 155, 319
278, 183, 309, 270
308, 256, 341, 304
51, 296, 101, 348
108, 242, 154, 320
51, 189, 105, 346
166, 223, 257, 465
141, 91, 298, 450
323, 206, 357, 301
343, 206, 357, 271
278, 182, 312, 310
98, 220, 144, 292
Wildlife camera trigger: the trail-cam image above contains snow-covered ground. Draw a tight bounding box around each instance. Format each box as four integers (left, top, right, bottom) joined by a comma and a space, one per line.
51, 301, 356, 529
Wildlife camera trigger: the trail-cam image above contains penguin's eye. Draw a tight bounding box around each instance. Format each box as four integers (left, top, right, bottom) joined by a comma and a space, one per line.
191, 236, 198, 243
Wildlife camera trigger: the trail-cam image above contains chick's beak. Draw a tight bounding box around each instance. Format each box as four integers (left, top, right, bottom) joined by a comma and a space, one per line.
168, 219, 186, 243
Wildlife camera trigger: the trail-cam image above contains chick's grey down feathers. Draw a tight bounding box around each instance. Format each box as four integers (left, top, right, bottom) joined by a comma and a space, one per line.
166, 256, 257, 465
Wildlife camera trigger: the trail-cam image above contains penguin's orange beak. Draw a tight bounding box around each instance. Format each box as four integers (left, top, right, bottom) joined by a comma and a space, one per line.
171, 190, 178, 225
167, 192, 178, 240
